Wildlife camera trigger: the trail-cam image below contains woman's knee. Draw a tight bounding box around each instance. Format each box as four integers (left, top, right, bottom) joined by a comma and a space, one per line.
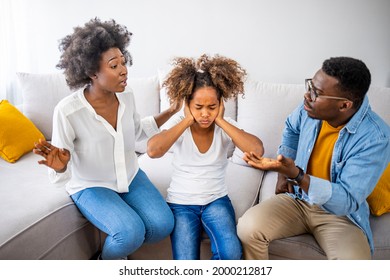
117, 214, 146, 246
145, 206, 174, 243
102, 218, 146, 259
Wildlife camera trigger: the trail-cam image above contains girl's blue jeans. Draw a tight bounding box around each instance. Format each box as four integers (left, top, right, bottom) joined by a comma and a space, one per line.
168, 195, 242, 260
71, 169, 174, 260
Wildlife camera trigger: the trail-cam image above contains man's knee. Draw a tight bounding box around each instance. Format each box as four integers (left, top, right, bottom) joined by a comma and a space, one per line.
237, 208, 261, 243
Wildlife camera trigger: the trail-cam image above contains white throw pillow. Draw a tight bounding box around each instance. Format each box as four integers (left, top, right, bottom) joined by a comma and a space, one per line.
232, 79, 304, 164
125, 75, 160, 118
125, 75, 160, 153
17, 72, 73, 140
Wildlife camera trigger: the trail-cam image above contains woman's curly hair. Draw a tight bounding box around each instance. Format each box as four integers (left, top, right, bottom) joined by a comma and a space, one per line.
56, 18, 132, 91
163, 54, 247, 104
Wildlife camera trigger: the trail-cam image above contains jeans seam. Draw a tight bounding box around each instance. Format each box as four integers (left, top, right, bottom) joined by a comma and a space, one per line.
130, 205, 154, 242
202, 219, 221, 260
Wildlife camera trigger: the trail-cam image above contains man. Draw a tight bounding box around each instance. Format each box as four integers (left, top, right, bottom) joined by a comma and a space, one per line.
237, 57, 390, 259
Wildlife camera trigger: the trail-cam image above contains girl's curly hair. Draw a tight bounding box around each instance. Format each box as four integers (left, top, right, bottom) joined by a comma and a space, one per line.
163, 54, 247, 104
56, 18, 132, 91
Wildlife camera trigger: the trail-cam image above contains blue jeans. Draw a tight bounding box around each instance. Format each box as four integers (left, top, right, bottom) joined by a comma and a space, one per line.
168, 195, 242, 260
71, 169, 174, 260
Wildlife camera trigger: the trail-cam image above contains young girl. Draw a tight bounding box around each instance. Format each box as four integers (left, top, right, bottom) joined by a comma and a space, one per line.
33, 18, 180, 260
147, 54, 264, 260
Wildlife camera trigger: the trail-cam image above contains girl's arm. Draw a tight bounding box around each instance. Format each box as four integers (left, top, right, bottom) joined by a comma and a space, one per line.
147, 101, 194, 158
215, 99, 264, 157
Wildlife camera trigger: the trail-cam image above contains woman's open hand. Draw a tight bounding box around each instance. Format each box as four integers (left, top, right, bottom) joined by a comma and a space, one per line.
33, 139, 70, 172
169, 98, 183, 115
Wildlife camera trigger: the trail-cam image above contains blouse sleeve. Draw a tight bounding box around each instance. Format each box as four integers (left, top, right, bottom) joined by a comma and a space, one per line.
48, 104, 75, 185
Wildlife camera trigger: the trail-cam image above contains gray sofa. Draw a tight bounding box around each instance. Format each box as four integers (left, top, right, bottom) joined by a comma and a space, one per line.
1, 72, 389, 259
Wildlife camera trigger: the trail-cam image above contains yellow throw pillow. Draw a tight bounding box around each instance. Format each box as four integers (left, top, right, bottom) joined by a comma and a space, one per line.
367, 164, 390, 216
0, 100, 45, 163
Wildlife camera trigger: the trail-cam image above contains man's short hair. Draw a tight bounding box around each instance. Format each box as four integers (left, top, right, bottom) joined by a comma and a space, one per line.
322, 57, 371, 109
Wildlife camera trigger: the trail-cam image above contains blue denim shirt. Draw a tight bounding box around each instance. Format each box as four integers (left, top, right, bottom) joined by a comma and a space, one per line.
277, 96, 390, 253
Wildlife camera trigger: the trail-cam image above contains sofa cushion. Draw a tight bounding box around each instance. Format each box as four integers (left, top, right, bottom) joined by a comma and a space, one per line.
367, 86, 390, 123
0, 100, 44, 163
124, 75, 160, 153
0, 152, 100, 259
125, 75, 160, 119
269, 234, 327, 260
370, 212, 390, 260
17, 72, 73, 140
225, 160, 264, 221
367, 164, 390, 216
138, 153, 264, 222
233, 80, 304, 164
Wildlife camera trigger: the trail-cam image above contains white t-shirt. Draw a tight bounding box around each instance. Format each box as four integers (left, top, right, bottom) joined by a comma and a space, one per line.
48, 88, 159, 195
167, 117, 237, 205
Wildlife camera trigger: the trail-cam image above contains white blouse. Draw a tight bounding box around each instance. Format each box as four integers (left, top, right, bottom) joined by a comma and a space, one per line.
48, 88, 159, 195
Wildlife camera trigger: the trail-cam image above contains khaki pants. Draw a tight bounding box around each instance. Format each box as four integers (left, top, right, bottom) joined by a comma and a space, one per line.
237, 194, 371, 260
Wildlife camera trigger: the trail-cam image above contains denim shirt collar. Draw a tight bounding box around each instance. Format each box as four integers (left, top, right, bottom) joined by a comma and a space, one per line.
343, 95, 369, 134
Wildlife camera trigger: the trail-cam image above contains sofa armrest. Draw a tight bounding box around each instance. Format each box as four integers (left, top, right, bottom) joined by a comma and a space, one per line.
259, 171, 278, 202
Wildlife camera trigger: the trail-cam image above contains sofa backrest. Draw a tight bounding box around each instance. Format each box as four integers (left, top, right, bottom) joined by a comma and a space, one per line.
367, 86, 390, 124
17, 72, 73, 140
234, 79, 390, 160
16, 72, 390, 158
234, 79, 304, 159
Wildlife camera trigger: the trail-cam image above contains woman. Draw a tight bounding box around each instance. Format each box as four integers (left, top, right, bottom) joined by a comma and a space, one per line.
33, 18, 179, 260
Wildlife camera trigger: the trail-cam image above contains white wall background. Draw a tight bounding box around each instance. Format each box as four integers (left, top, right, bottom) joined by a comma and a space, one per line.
1, 0, 390, 103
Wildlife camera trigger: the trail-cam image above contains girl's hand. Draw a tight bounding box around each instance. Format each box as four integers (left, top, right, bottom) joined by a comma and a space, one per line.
33, 139, 70, 172
216, 98, 225, 124
183, 99, 195, 125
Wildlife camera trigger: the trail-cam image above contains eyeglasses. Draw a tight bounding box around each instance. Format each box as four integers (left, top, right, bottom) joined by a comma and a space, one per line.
305, 79, 351, 103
